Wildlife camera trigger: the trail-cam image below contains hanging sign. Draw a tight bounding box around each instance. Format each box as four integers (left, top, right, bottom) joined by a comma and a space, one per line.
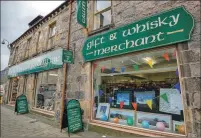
77, 0, 87, 28
63, 50, 74, 64
66, 99, 83, 136
15, 94, 28, 114
82, 6, 194, 62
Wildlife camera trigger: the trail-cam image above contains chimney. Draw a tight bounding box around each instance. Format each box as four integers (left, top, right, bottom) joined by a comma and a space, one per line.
28, 15, 43, 28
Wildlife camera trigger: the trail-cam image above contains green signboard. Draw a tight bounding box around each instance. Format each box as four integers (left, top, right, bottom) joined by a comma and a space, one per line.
63, 50, 74, 64
77, 0, 87, 28
82, 6, 194, 62
15, 94, 28, 114
8, 48, 74, 78
67, 99, 83, 136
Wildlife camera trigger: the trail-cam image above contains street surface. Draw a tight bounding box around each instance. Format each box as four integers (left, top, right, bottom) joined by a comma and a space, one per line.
1, 106, 79, 137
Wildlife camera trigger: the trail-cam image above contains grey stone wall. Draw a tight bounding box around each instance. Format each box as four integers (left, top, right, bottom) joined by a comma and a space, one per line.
7, 0, 200, 137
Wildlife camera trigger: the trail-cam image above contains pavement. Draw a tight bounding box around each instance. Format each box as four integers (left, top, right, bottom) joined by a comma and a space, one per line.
1, 105, 105, 137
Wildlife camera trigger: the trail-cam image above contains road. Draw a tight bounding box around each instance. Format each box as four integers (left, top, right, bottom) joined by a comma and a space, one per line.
1, 106, 79, 137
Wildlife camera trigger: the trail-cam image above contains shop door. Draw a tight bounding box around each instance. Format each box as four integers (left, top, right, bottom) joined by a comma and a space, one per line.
25, 74, 36, 108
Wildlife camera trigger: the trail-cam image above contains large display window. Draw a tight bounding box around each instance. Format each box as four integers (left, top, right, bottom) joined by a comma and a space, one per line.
93, 47, 185, 135
35, 69, 58, 112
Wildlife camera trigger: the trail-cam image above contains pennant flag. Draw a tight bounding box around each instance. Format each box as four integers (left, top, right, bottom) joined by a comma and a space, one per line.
174, 82, 181, 92
160, 93, 168, 103
111, 67, 115, 73
146, 100, 152, 110
163, 53, 170, 61
99, 90, 103, 96
93, 63, 97, 69
147, 59, 153, 68
108, 97, 113, 103
121, 66, 125, 72
133, 64, 139, 71
101, 66, 105, 73
120, 101, 124, 109
132, 102, 137, 111
176, 68, 179, 76
173, 49, 177, 57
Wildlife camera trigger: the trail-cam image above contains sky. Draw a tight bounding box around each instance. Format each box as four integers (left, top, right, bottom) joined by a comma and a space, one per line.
1, 1, 65, 71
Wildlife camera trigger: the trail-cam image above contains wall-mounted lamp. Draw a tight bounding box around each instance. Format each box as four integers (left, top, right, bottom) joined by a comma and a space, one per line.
1, 39, 11, 50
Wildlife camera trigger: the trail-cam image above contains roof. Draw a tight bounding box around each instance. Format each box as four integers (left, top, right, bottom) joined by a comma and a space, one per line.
10, 0, 70, 47
28, 15, 43, 27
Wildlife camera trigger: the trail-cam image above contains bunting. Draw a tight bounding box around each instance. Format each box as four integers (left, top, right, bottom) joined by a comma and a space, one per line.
160, 93, 168, 103
133, 64, 139, 71
121, 66, 125, 72
146, 100, 152, 110
93, 63, 97, 69
120, 101, 124, 109
111, 67, 115, 73
147, 59, 153, 68
163, 53, 170, 61
101, 66, 105, 73
132, 102, 137, 111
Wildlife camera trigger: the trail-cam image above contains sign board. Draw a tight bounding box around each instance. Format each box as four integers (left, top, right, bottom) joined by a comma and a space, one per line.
66, 99, 83, 136
15, 94, 28, 114
77, 0, 87, 28
82, 6, 194, 62
63, 50, 74, 64
8, 49, 74, 78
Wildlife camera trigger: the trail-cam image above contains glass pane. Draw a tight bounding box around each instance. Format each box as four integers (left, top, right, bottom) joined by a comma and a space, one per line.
35, 69, 58, 112
93, 48, 185, 135
96, 0, 111, 12
94, 10, 111, 30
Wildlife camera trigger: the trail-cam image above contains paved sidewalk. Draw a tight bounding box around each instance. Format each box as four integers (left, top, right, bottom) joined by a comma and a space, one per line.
1, 106, 80, 137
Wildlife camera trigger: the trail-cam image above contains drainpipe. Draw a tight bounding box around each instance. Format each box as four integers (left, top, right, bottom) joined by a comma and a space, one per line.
60, 0, 73, 131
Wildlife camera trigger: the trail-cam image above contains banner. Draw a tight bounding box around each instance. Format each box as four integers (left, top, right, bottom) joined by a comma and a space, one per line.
77, 0, 87, 28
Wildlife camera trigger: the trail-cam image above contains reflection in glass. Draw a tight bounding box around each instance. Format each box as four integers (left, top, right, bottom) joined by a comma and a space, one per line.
93, 48, 185, 135
94, 10, 111, 30
96, 1, 111, 12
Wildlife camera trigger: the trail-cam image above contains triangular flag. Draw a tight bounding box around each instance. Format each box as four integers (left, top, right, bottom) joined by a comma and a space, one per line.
93, 63, 97, 69
176, 68, 179, 76
133, 64, 139, 71
163, 53, 170, 61
174, 82, 181, 92
160, 93, 168, 103
99, 90, 103, 96
146, 100, 152, 110
120, 101, 124, 109
108, 97, 113, 103
173, 49, 177, 57
132, 102, 137, 111
121, 66, 125, 72
111, 67, 115, 73
101, 66, 105, 73
147, 59, 153, 68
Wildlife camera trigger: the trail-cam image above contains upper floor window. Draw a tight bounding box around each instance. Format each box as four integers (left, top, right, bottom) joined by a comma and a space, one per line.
94, 0, 111, 30
49, 23, 56, 38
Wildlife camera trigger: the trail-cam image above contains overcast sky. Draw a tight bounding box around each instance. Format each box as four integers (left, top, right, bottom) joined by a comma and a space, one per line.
1, 1, 64, 71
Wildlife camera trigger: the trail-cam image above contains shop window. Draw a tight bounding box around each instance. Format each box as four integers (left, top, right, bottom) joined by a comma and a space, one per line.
93, 47, 185, 135
94, 0, 111, 30
35, 69, 58, 112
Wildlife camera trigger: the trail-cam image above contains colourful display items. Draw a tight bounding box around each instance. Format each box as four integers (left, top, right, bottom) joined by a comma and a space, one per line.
127, 117, 134, 126
100, 114, 108, 121
178, 125, 185, 134
142, 121, 150, 129
113, 117, 119, 123
156, 122, 165, 131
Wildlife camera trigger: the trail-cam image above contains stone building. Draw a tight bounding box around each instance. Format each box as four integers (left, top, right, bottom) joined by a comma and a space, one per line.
6, 0, 200, 137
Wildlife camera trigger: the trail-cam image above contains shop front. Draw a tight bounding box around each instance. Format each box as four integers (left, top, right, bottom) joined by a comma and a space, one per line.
82, 6, 195, 137
7, 48, 72, 114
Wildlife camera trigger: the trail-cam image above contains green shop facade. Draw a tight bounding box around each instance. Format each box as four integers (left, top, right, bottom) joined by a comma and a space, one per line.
6, 1, 200, 137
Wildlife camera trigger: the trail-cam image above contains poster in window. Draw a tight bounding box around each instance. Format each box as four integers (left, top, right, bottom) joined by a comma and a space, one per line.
159, 88, 182, 115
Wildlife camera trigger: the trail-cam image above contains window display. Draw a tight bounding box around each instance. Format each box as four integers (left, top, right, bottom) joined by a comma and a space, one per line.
93, 47, 185, 135
35, 70, 58, 112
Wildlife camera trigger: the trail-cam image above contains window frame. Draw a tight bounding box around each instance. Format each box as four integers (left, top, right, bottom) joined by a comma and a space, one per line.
90, 45, 186, 137
93, 0, 112, 30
